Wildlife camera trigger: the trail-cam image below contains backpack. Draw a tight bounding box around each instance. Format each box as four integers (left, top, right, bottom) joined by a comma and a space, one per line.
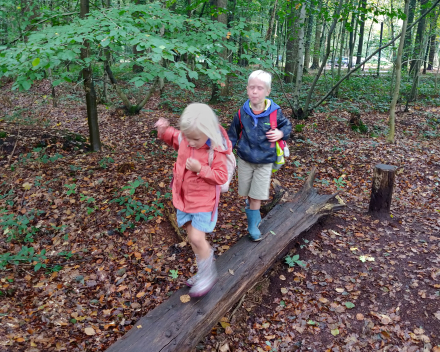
177, 130, 236, 221
238, 109, 289, 173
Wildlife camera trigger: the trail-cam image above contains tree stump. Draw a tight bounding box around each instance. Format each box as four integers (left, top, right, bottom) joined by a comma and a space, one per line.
368, 164, 397, 214
105, 167, 345, 352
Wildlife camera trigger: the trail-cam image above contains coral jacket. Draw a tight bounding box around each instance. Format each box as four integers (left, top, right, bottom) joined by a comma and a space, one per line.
161, 125, 232, 214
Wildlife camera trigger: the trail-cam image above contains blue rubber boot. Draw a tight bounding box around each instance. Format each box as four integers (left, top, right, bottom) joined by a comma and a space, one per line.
245, 208, 262, 241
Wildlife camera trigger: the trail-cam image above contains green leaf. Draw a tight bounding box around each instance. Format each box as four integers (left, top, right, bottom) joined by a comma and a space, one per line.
32, 58, 40, 67
345, 302, 355, 309
331, 328, 339, 336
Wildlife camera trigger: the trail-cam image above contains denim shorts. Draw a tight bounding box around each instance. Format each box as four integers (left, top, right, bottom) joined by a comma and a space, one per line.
176, 209, 218, 233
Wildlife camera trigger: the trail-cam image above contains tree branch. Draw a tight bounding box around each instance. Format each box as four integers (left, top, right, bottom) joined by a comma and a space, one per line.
7, 12, 79, 46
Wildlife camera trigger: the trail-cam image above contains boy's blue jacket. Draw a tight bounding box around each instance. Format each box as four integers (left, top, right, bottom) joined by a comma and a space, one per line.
228, 99, 292, 164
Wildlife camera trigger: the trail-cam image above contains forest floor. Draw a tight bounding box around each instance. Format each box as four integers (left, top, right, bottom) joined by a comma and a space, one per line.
0, 77, 440, 352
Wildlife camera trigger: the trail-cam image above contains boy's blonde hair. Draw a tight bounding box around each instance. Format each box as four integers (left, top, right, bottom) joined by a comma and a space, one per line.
180, 103, 222, 148
248, 70, 272, 90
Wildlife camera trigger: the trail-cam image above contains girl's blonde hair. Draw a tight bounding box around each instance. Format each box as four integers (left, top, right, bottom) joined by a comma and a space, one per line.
180, 103, 223, 148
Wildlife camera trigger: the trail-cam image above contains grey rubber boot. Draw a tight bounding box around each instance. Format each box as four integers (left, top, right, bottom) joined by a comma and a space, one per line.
188, 249, 218, 297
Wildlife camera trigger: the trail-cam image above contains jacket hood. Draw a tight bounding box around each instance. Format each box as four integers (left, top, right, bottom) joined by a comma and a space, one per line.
242, 99, 280, 126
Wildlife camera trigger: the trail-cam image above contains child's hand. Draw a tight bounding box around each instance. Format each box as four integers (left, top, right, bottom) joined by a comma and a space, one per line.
154, 118, 170, 137
266, 128, 284, 142
186, 158, 201, 173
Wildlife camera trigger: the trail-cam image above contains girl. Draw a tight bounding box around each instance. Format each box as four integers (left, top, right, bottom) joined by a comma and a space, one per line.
154, 103, 232, 297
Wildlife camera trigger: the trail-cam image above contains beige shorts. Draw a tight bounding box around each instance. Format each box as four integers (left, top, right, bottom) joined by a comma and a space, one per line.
237, 157, 272, 200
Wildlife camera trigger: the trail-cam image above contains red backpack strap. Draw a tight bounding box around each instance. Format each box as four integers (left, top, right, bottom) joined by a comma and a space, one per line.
238, 109, 243, 139
269, 109, 277, 129
269, 110, 278, 148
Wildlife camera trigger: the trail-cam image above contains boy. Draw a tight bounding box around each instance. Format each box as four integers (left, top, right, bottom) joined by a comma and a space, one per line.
228, 70, 292, 241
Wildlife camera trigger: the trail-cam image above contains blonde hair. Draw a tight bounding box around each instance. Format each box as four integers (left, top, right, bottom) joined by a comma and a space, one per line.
248, 70, 272, 90
180, 103, 223, 148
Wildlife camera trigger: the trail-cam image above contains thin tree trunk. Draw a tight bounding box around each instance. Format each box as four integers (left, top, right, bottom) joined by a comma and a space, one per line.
284, 1, 297, 83
427, 8, 440, 70
265, 0, 278, 42
410, 0, 429, 73
311, 0, 440, 112
304, 0, 344, 115
210, 0, 229, 101
362, 17, 375, 71
335, 20, 347, 97
310, 1, 323, 69
303, 4, 314, 71
355, 0, 367, 65
388, 0, 410, 143
80, 0, 101, 152
293, 2, 306, 117
402, 0, 417, 70
347, 1, 359, 71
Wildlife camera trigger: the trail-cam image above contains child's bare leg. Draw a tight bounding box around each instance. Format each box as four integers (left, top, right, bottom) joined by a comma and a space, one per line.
248, 197, 261, 210
186, 223, 211, 259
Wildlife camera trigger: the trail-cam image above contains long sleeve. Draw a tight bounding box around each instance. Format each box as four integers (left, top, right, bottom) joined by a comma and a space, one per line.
197, 152, 228, 185
160, 126, 181, 150
276, 110, 292, 141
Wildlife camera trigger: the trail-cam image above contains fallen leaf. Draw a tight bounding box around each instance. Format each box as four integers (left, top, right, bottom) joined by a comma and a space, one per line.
345, 302, 355, 309
356, 313, 364, 320
134, 252, 142, 259
280, 287, 288, 294
264, 335, 275, 340
335, 288, 344, 293
22, 182, 32, 190
319, 297, 328, 304
228, 269, 234, 275
380, 314, 392, 325
180, 295, 190, 303
137, 325, 142, 329
136, 291, 145, 298
225, 326, 233, 334
220, 321, 230, 329
434, 311, 440, 321
279, 275, 286, 280
331, 328, 339, 336
84, 327, 95, 335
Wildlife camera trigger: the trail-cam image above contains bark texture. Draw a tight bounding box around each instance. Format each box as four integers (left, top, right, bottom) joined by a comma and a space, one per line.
368, 164, 397, 214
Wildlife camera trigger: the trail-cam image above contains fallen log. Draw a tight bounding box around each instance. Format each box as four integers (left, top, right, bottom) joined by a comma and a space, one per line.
105, 167, 345, 352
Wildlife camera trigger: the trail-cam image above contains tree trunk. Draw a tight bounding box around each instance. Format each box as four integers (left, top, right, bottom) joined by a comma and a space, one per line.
80, 0, 101, 152
347, 0, 359, 70
427, 8, 440, 70
303, 4, 314, 71
310, 2, 322, 69
132, 0, 146, 73
104, 168, 345, 352
284, 1, 297, 83
265, 0, 278, 42
304, 0, 344, 115
335, 20, 347, 97
209, 0, 229, 102
293, 2, 306, 117
368, 164, 397, 214
402, 0, 417, 70
409, 0, 429, 73
387, 0, 409, 144
355, 0, 367, 65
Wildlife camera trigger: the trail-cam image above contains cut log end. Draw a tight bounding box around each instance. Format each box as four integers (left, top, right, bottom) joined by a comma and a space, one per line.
368, 164, 396, 214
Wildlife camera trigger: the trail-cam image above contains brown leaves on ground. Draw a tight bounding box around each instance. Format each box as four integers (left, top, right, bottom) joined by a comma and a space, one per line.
1, 79, 440, 351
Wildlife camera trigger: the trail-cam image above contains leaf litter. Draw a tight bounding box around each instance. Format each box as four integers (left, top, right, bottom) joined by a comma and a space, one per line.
0, 79, 439, 351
